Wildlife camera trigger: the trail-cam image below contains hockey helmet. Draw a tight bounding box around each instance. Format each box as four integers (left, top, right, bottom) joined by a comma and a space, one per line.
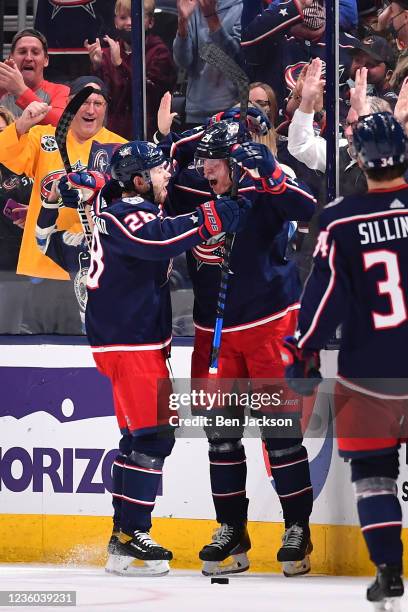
195, 120, 246, 161
110, 141, 165, 186
352, 112, 408, 170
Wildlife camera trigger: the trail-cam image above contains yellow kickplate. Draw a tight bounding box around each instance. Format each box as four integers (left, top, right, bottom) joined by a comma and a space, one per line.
1, 515, 408, 576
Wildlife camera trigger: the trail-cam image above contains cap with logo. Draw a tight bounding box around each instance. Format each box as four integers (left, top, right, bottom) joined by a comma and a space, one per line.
349, 35, 396, 69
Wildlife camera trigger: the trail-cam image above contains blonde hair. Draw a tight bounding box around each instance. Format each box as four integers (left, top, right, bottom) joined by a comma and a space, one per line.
252, 130, 277, 156
144, 0, 155, 16
115, 0, 131, 15
249, 81, 278, 126
0, 106, 15, 126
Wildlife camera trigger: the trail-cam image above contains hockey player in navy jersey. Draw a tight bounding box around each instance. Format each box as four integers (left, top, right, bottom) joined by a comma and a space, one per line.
85, 140, 251, 576
284, 112, 408, 610
162, 119, 317, 576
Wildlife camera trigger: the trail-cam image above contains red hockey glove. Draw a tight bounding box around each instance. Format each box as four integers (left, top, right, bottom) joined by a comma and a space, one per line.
64, 171, 107, 207
196, 196, 251, 240
231, 142, 286, 194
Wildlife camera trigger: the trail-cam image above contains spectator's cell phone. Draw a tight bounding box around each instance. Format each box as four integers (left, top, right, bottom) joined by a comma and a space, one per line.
3, 198, 27, 222
170, 92, 186, 127
100, 35, 111, 48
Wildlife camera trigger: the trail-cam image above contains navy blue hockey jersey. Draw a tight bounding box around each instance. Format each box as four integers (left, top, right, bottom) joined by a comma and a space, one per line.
34, 1, 115, 52
162, 130, 316, 331
85, 193, 204, 350
241, 0, 356, 114
297, 185, 408, 385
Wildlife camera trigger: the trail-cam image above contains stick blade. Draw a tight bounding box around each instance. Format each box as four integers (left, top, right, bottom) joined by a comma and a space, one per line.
199, 43, 249, 120
199, 43, 249, 88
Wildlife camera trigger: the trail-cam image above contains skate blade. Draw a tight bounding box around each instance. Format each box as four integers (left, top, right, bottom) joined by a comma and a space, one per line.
282, 555, 311, 577
202, 553, 250, 576
108, 554, 170, 577
373, 598, 402, 612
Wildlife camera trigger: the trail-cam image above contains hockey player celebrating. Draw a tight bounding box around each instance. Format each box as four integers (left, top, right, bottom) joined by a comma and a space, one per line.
163, 120, 317, 577
284, 112, 408, 611
85, 140, 250, 576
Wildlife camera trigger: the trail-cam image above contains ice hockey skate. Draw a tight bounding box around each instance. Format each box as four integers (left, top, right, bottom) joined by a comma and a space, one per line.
108, 530, 173, 576
366, 565, 404, 611
105, 530, 120, 574
277, 523, 313, 577
199, 523, 251, 576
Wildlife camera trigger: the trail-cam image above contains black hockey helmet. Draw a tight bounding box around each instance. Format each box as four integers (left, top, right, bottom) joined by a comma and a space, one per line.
352, 112, 408, 170
110, 141, 165, 187
195, 120, 246, 161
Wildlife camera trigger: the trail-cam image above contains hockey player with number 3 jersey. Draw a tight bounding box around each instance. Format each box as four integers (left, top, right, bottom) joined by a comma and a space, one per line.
84, 140, 251, 577
284, 112, 408, 611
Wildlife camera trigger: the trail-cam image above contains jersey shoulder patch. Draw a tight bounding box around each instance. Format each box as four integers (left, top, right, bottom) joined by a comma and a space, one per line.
40, 135, 58, 152
122, 196, 145, 205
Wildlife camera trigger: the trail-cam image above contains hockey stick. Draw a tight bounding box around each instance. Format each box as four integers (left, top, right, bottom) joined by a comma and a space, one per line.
199, 43, 250, 375
55, 86, 96, 249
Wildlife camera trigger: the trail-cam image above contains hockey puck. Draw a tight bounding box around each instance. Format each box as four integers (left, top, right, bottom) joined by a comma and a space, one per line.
211, 577, 229, 584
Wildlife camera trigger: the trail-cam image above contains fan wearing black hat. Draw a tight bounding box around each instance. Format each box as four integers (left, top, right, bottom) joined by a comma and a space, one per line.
0, 77, 126, 332
0, 28, 69, 127
348, 34, 398, 104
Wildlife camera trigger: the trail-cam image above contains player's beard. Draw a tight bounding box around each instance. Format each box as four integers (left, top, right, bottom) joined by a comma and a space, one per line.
153, 181, 168, 204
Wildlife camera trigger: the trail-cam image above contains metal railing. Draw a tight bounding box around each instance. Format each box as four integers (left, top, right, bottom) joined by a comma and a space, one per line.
1, 1, 35, 58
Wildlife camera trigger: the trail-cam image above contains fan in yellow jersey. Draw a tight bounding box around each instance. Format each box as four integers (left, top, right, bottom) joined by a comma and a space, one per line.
0, 75, 126, 280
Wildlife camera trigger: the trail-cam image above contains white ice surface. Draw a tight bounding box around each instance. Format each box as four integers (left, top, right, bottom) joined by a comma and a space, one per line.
0, 565, 406, 612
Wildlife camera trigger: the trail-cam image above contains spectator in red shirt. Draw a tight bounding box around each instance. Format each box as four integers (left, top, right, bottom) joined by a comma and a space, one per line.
85, 0, 176, 140
0, 28, 69, 127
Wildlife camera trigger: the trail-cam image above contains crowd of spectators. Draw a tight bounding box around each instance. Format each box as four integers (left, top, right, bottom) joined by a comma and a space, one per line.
1, 0, 408, 335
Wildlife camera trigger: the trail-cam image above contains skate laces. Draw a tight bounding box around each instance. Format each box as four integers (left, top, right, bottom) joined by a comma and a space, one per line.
134, 531, 160, 549
210, 524, 235, 549
282, 524, 304, 549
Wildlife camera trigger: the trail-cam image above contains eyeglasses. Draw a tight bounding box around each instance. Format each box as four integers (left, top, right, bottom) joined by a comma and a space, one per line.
341, 120, 358, 131
81, 99, 107, 110
251, 99, 270, 108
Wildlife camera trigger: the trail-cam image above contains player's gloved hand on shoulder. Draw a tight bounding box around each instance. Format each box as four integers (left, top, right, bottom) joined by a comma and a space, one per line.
231, 142, 286, 194
197, 195, 251, 240
281, 336, 322, 397
66, 171, 106, 205
208, 106, 271, 136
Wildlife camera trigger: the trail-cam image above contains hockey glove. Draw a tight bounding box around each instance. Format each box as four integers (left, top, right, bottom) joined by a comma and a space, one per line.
281, 336, 322, 397
66, 171, 106, 205
197, 196, 251, 240
209, 106, 271, 136
58, 175, 81, 209
230, 142, 286, 194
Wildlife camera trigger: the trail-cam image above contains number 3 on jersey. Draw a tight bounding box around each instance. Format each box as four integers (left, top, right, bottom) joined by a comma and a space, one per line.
87, 227, 104, 290
363, 249, 408, 329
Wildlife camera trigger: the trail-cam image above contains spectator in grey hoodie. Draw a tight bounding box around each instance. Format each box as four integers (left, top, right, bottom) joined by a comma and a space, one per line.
173, 0, 243, 128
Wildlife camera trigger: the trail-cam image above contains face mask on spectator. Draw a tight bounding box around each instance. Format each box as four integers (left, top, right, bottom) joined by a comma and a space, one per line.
115, 28, 132, 45
303, 1, 326, 30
